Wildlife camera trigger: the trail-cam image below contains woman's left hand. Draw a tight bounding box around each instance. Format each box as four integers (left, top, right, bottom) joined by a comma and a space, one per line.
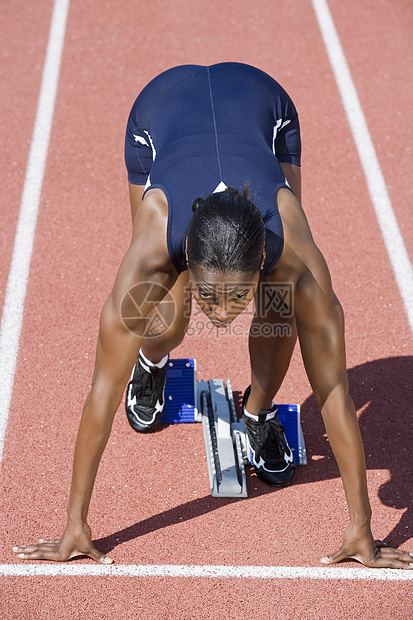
321, 523, 413, 569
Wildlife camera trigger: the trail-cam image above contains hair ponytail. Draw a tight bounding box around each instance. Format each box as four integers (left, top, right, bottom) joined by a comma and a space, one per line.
186, 185, 265, 274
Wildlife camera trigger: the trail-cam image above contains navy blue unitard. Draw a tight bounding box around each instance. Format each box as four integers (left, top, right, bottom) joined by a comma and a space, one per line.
124, 63, 301, 275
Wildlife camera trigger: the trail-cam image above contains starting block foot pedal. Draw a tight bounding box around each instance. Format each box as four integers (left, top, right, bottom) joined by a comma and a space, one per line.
160, 359, 200, 424
275, 404, 307, 466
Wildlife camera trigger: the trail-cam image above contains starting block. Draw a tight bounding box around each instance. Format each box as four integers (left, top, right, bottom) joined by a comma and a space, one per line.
160, 359, 306, 498
161, 358, 201, 424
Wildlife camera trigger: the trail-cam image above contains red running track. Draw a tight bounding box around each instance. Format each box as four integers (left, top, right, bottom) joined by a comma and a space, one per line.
0, 0, 412, 618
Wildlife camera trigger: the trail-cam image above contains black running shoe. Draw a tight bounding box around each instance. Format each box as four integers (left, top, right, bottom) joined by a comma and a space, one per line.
242, 386, 295, 485
125, 353, 169, 433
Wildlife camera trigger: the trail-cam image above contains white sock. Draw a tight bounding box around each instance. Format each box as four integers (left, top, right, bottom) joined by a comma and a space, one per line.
139, 349, 169, 369
244, 406, 276, 422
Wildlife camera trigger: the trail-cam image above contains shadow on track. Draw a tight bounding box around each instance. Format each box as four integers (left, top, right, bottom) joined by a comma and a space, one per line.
94, 484, 283, 555
294, 355, 413, 548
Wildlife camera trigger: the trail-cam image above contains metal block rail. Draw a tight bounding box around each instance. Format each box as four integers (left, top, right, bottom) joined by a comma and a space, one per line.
198, 378, 248, 498
160, 359, 306, 498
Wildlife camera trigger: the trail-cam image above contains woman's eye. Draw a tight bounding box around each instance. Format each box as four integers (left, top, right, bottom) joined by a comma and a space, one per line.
198, 290, 211, 299
235, 292, 247, 300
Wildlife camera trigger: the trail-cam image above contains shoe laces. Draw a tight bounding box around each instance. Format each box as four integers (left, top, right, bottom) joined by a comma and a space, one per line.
255, 414, 288, 460
131, 365, 162, 405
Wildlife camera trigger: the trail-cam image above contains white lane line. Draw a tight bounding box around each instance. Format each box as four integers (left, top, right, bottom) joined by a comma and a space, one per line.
0, 563, 412, 581
0, 0, 70, 463
311, 0, 413, 335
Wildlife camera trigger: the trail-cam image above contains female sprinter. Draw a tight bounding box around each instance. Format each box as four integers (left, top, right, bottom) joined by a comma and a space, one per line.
13, 63, 413, 569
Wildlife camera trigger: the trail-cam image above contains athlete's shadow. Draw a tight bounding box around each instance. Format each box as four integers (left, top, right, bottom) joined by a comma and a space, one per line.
294, 355, 413, 548
95, 356, 412, 555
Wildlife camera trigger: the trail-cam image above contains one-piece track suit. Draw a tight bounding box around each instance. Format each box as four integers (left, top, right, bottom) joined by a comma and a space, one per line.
124, 62, 301, 275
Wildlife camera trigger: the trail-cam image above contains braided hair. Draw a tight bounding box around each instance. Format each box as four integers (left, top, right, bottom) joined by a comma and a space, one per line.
186, 185, 265, 274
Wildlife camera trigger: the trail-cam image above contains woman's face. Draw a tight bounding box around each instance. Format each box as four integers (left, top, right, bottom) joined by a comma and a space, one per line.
188, 265, 260, 326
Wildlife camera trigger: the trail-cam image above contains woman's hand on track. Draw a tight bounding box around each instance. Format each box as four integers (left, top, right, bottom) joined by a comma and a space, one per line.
320, 524, 413, 569
12, 522, 114, 564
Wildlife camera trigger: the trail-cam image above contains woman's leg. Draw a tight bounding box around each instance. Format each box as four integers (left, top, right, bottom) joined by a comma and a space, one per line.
140, 271, 191, 362
125, 272, 191, 433
243, 277, 297, 484
247, 276, 297, 414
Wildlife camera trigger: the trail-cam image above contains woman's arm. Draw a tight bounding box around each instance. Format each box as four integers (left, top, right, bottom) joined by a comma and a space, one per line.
272, 189, 413, 568
129, 182, 145, 222
295, 259, 412, 568
280, 162, 301, 204
13, 192, 175, 563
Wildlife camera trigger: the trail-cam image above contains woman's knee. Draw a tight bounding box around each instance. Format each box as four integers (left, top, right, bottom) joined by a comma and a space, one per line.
142, 272, 191, 353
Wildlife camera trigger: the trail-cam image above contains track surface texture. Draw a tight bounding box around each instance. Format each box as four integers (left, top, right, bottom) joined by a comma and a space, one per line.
0, 0, 412, 618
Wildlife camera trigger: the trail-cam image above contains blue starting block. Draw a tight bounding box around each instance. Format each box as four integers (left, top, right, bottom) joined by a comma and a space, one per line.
161, 358, 200, 424
274, 404, 307, 468
161, 359, 306, 497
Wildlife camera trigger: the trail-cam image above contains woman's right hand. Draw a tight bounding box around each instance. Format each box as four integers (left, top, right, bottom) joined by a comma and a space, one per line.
12, 521, 114, 564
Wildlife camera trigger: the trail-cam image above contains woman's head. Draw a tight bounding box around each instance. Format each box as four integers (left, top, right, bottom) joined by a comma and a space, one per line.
186, 185, 265, 274
186, 186, 265, 326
